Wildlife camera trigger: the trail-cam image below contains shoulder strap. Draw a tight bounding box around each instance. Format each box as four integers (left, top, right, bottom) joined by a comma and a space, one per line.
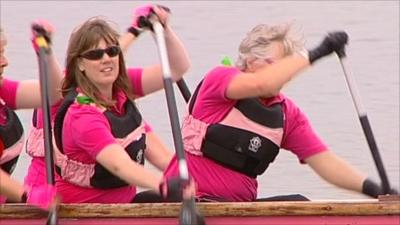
32, 109, 38, 127
53, 89, 78, 153
188, 79, 204, 114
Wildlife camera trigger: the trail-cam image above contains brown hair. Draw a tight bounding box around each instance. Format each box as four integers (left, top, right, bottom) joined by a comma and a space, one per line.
62, 17, 134, 107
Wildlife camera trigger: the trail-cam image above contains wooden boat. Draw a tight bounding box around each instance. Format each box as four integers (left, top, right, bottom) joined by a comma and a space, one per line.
1, 196, 399, 225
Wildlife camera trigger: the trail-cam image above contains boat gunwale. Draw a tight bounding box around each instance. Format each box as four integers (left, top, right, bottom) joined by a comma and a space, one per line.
1, 199, 399, 219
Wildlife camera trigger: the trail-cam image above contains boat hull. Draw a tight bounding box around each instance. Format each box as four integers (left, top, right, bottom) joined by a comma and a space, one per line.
2, 215, 400, 225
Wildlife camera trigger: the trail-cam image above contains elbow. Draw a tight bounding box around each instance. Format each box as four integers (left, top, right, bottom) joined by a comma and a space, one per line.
267, 87, 280, 97
179, 59, 191, 76
270, 88, 281, 97
171, 60, 191, 82
256, 82, 280, 98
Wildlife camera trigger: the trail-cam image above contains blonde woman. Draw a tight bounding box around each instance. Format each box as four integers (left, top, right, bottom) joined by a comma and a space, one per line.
163, 24, 391, 201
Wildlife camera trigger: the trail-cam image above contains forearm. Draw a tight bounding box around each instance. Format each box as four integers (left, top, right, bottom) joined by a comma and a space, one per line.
96, 144, 161, 193
145, 133, 173, 171
257, 53, 309, 96
228, 53, 310, 99
163, 25, 190, 80
46, 52, 63, 104
115, 158, 161, 192
305, 151, 367, 192
119, 32, 136, 54
150, 152, 173, 171
0, 169, 24, 202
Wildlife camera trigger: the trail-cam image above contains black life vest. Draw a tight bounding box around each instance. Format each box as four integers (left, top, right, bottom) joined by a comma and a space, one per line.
54, 90, 146, 189
189, 80, 284, 178
0, 105, 24, 174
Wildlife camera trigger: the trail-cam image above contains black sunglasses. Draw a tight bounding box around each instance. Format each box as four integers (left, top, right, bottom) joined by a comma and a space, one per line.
80, 45, 121, 60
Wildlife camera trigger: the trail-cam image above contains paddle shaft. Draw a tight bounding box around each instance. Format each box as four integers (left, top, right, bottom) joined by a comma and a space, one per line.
152, 22, 188, 180
177, 79, 191, 103
37, 43, 55, 187
36, 37, 58, 225
338, 56, 391, 193
152, 21, 202, 225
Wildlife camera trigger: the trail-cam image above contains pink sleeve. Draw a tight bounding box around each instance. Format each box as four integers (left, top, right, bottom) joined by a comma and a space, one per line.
143, 121, 153, 133
68, 105, 117, 159
192, 66, 241, 123
0, 78, 19, 109
200, 66, 240, 102
127, 67, 144, 97
281, 97, 328, 162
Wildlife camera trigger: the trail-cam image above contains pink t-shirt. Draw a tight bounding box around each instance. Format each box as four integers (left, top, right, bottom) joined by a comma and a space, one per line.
164, 66, 327, 201
0, 78, 19, 125
56, 68, 144, 203
25, 68, 144, 189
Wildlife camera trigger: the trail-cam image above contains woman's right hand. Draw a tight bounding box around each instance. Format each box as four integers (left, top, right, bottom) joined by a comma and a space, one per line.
159, 176, 196, 201
362, 178, 399, 198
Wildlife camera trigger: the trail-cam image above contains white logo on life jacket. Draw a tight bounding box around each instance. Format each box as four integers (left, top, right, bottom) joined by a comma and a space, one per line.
136, 149, 143, 163
249, 136, 262, 153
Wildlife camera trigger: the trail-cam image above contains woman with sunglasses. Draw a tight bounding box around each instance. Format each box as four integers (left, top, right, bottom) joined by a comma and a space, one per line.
0, 23, 59, 209
53, 5, 192, 203
23, 18, 173, 194
162, 23, 394, 202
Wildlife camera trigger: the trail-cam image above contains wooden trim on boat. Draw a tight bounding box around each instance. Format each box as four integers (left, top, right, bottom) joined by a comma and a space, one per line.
379, 194, 400, 202
1, 199, 399, 219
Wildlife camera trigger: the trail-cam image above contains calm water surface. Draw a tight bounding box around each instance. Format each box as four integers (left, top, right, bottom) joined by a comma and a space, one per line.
1, 1, 399, 200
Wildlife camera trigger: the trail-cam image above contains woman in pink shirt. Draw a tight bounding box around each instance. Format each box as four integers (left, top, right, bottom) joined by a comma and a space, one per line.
23, 7, 173, 193
0, 23, 59, 209
163, 24, 393, 201
24, 26, 172, 190
53, 5, 191, 203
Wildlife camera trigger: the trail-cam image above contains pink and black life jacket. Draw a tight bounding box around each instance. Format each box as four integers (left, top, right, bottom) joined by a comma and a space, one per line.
185, 80, 284, 178
25, 109, 45, 158
53, 90, 146, 189
0, 101, 24, 174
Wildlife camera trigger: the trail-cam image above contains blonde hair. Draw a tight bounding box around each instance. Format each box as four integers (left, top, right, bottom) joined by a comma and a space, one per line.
235, 23, 304, 70
62, 17, 134, 108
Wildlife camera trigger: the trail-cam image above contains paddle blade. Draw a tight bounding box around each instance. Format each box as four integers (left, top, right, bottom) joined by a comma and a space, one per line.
179, 198, 205, 225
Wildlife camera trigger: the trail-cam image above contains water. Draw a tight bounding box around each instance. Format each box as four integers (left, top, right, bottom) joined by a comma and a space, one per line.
1, 1, 399, 200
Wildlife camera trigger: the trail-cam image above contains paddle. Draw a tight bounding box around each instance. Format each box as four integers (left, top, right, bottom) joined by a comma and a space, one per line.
177, 79, 191, 103
138, 15, 205, 225
154, 5, 192, 103
337, 51, 391, 194
32, 26, 58, 225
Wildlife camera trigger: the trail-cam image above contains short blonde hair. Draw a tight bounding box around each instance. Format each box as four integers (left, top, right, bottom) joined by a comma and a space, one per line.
235, 23, 304, 70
